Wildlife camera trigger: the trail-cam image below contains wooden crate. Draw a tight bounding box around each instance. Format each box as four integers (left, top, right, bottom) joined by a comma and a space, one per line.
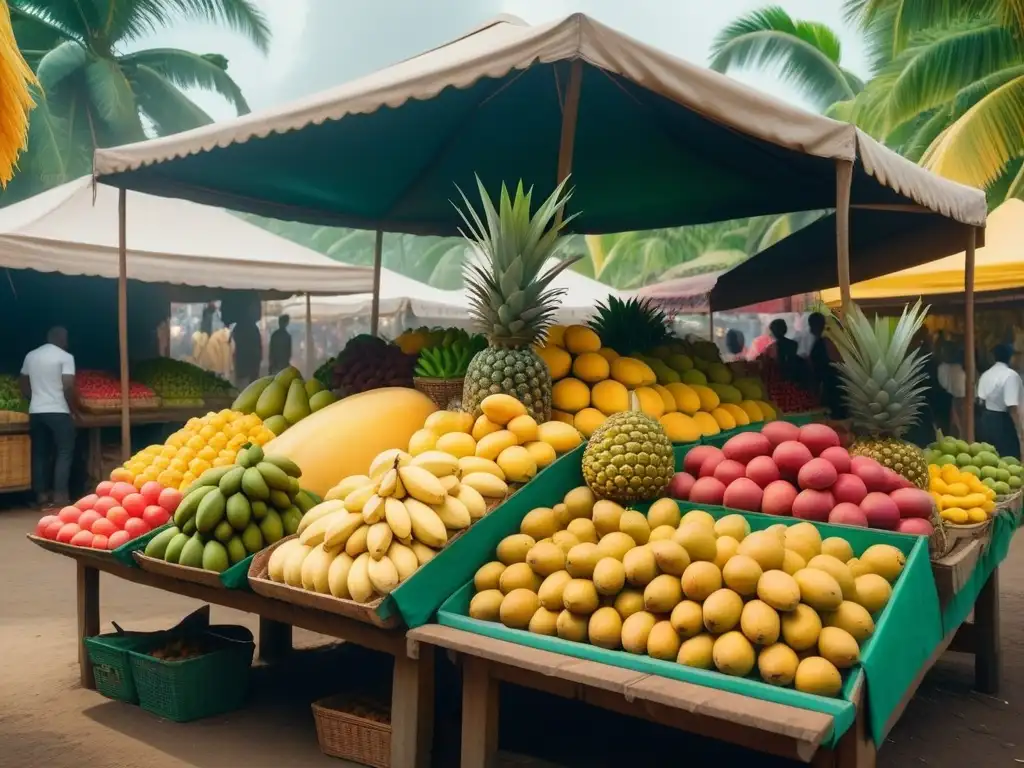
0, 434, 31, 491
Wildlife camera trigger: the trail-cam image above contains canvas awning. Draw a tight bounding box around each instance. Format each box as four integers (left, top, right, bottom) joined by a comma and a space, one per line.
281, 269, 467, 320
638, 271, 723, 313
0, 177, 373, 296
819, 200, 1023, 305
93, 13, 985, 237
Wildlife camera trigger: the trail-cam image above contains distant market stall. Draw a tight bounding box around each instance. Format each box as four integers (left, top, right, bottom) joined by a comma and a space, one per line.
87, 12, 992, 767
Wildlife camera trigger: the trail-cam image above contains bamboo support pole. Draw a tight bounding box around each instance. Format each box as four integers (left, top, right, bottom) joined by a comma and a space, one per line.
964, 227, 977, 442
117, 189, 130, 461
554, 59, 583, 226
835, 160, 854, 317
305, 293, 313, 378
370, 230, 383, 335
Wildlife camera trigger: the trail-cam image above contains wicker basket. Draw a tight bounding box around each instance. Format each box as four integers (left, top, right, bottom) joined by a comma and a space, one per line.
413, 377, 464, 409
0, 434, 31, 490
0, 410, 28, 425
312, 694, 391, 767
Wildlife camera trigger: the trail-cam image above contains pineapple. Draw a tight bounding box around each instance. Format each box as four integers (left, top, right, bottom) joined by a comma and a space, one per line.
827, 300, 931, 489
588, 296, 672, 355
456, 176, 580, 422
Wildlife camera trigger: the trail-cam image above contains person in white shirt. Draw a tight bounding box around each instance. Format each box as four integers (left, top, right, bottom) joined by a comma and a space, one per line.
19, 327, 78, 508
977, 343, 1024, 459
937, 342, 968, 437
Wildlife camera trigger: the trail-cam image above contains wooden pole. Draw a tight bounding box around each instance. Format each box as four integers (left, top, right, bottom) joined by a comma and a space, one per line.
305, 293, 313, 378
964, 227, 977, 442
554, 59, 583, 226
708, 309, 714, 342
835, 159, 854, 317
117, 188, 131, 461
370, 230, 383, 336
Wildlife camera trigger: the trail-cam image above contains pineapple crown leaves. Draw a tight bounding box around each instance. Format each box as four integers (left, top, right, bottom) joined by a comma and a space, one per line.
454, 175, 582, 346
826, 300, 931, 437
588, 295, 671, 353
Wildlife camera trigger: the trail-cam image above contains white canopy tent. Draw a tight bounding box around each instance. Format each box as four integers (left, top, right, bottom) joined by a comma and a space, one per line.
0, 177, 373, 295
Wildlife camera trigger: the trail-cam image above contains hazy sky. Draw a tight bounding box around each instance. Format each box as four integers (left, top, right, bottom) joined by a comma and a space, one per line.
132, 0, 868, 121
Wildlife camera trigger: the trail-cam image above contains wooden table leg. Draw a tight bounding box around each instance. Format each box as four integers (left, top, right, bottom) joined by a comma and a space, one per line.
77, 562, 100, 689
974, 566, 1001, 694
460, 655, 499, 768
391, 643, 435, 768
257, 618, 292, 663
87, 427, 102, 486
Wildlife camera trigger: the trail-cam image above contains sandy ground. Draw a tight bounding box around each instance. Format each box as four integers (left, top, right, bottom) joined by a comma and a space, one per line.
3, 505, 1024, 767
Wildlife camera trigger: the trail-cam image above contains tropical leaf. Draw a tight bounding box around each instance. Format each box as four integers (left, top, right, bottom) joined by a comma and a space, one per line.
84, 58, 144, 139
35, 40, 88, 93
9, 0, 97, 41
104, 0, 271, 52
131, 65, 212, 134
921, 72, 1024, 187
709, 6, 860, 110
119, 48, 249, 113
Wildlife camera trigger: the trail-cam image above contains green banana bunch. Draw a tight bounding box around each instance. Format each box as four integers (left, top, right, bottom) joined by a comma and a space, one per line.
415, 342, 472, 378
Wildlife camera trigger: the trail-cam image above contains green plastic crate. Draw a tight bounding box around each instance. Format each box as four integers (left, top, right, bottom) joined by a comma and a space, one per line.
84, 632, 161, 703
128, 627, 254, 722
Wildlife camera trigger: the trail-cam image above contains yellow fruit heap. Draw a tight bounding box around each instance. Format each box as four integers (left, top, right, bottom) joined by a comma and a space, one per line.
115, 410, 275, 492
929, 464, 997, 525
537, 323, 776, 442
470, 495, 906, 698
268, 394, 586, 604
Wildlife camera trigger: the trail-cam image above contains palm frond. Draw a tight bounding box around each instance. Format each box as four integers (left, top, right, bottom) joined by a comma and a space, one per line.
131, 65, 212, 135
119, 48, 248, 114
105, 0, 270, 52
83, 58, 145, 140
35, 40, 88, 94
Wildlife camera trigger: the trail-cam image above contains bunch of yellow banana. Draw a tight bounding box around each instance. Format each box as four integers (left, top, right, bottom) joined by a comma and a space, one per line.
267, 445, 505, 603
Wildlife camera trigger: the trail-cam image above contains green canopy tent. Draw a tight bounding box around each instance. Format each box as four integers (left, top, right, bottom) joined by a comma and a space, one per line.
93, 13, 986, 448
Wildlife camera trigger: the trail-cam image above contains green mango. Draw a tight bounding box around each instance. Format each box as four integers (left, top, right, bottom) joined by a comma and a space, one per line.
250, 500, 269, 520
980, 466, 999, 480
164, 532, 190, 564
241, 466, 270, 500
241, 522, 264, 554
226, 536, 248, 565
281, 506, 303, 537
274, 365, 302, 387
179, 534, 205, 569
954, 439, 971, 455
1009, 475, 1022, 489
195, 489, 226, 534
218, 466, 246, 496
202, 540, 229, 573
259, 509, 284, 545
144, 526, 180, 559
256, 461, 292, 491
936, 454, 956, 466
955, 453, 974, 467
309, 390, 336, 413
226, 493, 252, 531
262, 414, 290, 436
173, 485, 216, 527
255, 381, 287, 420
960, 465, 981, 477
213, 520, 235, 542
268, 489, 293, 511
996, 468, 1010, 482
231, 375, 273, 414
994, 481, 1012, 496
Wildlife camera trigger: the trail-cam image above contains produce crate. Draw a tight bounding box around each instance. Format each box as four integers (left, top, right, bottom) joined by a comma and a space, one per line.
134, 551, 254, 590
312, 694, 391, 767
0, 434, 30, 490
0, 410, 29, 425
128, 625, 254, 722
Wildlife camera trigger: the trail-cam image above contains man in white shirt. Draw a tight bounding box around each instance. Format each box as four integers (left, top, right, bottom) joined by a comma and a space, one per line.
977, 343, 1024, 459
19, 327, 78, 508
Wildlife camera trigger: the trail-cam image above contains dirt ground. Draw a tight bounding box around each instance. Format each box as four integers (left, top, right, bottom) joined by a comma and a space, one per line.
3, 506, 1024, 768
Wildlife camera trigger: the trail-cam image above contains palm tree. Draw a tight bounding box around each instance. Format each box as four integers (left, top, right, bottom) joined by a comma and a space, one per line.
709, 6, 865, 111
6, 0, 269, 198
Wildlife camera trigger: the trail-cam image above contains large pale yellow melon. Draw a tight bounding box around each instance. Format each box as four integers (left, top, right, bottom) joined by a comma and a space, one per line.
264, 388, 437, 497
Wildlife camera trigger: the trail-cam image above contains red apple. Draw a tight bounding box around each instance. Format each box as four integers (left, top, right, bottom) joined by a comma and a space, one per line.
689, 476, 727, 505
792, 489, 835, 522
897, 518, 934, 536
713, 459, 747, 487
668, 472, 696, 500
683, 446, 722, 477
723, 477, 764, 512
746, 455, 781, 488
157, 487, 183, 513
832, 474, 868, 505
861, 492, 900, 530
140, 481, 163, 506
75, 494, 99, 511
762, 480, 798, 516
829, 502, 869, 527
797, 458, 839, 491
699, 452, 727, 478
773, 441, 813, 478
142, 505, 170, 529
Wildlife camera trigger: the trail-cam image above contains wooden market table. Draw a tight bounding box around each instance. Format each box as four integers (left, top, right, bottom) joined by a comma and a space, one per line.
54, 549, 434, 768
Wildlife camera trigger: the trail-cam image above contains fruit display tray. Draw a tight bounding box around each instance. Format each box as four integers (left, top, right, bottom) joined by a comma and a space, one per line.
27, 532, 145, 568
133, 552, 253, 590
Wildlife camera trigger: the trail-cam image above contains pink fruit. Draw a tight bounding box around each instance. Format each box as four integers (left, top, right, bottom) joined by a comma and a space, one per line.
713, 459, 747, 486
76, 510, 102, 532
91, 534, 109, 550
157, 487, 183, 513
57, 506, 81, 524
668, 472, 697, 500
761, 480, 798, 516
700, 452, 727, 478
92, 497, 118, 516
880, 468, 908, 493
110, 482, 135, 502
761, 420, 801, 447
43, 520, 64, 539
797, 458, 838, 491
772, 440, 813, 478
831, 474, 868, 505
123, 518, 150, 539
70, 530, 94, 548
850, 456, 887, 493
792, 489, 835, 522
861, 492, 900, 530
828, 502, 869, 527
819, 446, 851, 475
689, 476, 727, 505
121, 493, 147, 518
746, 455, 781, 488
75, 494, 99, 511
722, 432, 773, 464
107, 530, 131, 549
723, 477, 764, 512
105, 507, 130, 529
798, 423, 841, 456
35, 514, 59, 537
140, 481, 163, 506
890, 488, 934, 519
683, 446, 722, 477
56, 523, 82, 543
91, 517, 117, 537
142, 505, 170, 529
95, 480, 114, 497
897, 518, 934, 536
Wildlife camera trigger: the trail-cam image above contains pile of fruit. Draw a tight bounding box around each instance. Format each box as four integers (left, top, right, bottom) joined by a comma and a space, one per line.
0, 374, 27, 412
232, 366, 336, 437
34, 480, 181, 550
469, 493, 903, 698
78, 370, 158, 407
315, 335, 416, 396
115, 409, 276, 492
929, 464, 998, 525
265, 394, 585, 604
142, 444, 315, 573
756, 360, 821, 414
414, 329, 487, 379
926, 435, 1022, 498
669, 422, 936, 535
132, 358, 235, 406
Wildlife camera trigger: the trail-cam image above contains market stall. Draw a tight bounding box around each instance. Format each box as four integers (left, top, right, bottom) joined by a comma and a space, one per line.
0, 177, 374, 485
39, 11, 1001, 768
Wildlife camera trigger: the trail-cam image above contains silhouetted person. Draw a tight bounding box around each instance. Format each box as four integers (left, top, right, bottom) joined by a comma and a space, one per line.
724, 329, 745, 361
269, 315, 293, 375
